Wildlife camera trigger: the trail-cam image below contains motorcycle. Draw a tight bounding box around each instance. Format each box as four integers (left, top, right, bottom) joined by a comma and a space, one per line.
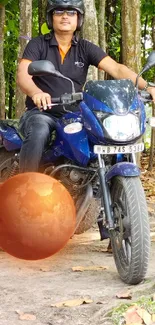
0, 51, 155, 284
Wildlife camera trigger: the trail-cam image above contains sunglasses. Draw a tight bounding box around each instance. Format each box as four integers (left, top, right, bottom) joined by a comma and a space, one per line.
53, 9, 78, 16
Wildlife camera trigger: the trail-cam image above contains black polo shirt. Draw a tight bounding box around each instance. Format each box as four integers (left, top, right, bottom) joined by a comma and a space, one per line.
22, 33, 107, 117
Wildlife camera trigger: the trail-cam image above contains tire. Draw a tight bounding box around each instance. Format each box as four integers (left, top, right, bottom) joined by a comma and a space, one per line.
75, 198, 100, 234
0, 147, 18, 182
110, 176, 150, 285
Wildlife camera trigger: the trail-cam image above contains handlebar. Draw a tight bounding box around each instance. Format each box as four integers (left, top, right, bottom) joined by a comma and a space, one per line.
52, 92, 83, 104
33, 92, 83, 111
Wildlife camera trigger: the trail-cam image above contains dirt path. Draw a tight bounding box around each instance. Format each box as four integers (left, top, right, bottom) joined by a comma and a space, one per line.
1, 215, 155, 325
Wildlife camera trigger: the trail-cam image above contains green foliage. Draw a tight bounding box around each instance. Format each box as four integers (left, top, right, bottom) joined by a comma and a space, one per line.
105, 1, 122, 62
32, 0, 39, 37
41, 22, 50, 35
141, 0, 155, 19
141, 0, 155, 72
110, 295, 155, 325
4, 0, 19, 116
2, 0, 155, 118
0, 0, 9, 5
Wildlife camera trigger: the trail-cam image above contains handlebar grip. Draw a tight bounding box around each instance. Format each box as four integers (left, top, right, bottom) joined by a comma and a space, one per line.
51, 93, 83, 104
52, 97, 61, 103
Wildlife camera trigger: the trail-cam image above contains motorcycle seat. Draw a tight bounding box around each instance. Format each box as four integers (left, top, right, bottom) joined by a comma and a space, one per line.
0, 119, 23, 139
0, 120, 8, 132
0, 119, 20, 129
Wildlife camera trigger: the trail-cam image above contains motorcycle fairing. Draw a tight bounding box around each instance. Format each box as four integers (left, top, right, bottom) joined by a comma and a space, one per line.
43, 115, 91, 166
84, 79, 136, 114
83, 79, 146, 140
80, 101, 105, 142
0, 122, 22, 151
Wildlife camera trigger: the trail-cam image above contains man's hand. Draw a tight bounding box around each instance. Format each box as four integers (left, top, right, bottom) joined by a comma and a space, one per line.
32, 92, 52, 110
147, 87, 155, 103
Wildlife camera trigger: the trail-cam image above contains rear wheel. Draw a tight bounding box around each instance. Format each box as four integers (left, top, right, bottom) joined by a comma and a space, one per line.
110, 176, 150, 285
0, 147, 18, 182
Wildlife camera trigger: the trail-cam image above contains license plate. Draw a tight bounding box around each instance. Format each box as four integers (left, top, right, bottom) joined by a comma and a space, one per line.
94, 143, 144, 155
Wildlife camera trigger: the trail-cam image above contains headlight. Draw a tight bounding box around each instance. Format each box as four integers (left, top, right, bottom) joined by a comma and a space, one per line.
103, 114, 140, 141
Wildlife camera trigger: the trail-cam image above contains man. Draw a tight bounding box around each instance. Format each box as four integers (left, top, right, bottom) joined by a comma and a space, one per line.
17, 0, 155, 173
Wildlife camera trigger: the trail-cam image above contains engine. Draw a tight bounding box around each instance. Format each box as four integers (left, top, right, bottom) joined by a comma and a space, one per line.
59, 167, 88, 200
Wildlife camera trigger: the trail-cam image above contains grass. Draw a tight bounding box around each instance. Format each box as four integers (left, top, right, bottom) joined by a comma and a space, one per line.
107, 295, 155, 325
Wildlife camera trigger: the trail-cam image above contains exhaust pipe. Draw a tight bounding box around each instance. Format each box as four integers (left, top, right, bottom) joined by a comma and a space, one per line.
74, 184, 93, 233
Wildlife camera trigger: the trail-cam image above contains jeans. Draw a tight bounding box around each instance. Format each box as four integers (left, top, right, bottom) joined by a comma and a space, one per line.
19, 108, 57, 173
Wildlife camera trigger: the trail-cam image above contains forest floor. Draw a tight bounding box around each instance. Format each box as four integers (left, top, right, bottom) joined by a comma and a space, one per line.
0, 153, 155, 325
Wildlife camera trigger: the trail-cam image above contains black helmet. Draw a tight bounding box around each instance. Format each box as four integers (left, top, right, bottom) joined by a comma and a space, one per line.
46, 0, 85, 31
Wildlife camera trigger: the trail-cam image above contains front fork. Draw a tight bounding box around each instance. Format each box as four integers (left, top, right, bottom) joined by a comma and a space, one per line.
97, 154, 114, 238
97, 153, 139, 240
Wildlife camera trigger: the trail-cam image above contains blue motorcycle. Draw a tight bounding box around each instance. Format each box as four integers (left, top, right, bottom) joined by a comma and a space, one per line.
0, 52, 155, 284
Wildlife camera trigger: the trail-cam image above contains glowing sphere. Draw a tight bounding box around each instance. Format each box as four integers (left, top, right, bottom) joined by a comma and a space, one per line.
0, 173, 76, 260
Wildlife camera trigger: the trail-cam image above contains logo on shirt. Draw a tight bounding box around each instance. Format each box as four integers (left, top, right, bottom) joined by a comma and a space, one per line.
75, 61, 84, 68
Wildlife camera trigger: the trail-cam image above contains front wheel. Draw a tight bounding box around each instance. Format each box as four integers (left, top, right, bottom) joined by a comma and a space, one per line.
110, 176, 150, 285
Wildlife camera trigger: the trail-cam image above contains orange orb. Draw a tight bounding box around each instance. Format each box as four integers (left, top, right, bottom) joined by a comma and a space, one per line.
0, 173, 76, 260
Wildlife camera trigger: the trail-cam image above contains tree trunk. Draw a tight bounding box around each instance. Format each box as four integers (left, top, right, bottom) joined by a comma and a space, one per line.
0, 5, 5, 119
121, 0, 141, 72
121, 0, 141, 166
38, 0, 47, 34
98, 0, 106, 80
15, 0, 32, 118
82, 0, 99, 81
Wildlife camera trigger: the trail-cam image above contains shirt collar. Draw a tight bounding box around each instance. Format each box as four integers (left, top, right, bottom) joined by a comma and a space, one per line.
44, 32, 78, 46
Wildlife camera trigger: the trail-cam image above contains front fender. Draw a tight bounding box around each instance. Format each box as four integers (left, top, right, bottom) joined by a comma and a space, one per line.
106, 162, 140, 182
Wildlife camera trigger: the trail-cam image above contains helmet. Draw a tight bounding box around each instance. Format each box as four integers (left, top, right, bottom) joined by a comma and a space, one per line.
46, 0, 85, 31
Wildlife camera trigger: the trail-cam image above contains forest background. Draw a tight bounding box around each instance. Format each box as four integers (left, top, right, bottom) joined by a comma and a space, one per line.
0, 0, 155, 169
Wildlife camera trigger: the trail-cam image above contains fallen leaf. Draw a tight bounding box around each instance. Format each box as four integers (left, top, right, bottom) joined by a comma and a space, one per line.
116, 290, 132, 300
148, 206, 155, 214
125, 306, 143, 324
151, 232, 155, 242
19, 314, 37, 321
126, 323, 144, 325
51, 298, 93, 308
15, 310, 36, 320
72, 265, 108, 272
136, 307, 152, 325
40, 267, 51, 272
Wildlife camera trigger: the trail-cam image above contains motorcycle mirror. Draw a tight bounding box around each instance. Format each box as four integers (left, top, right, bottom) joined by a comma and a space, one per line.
140, 51, 155, 75
135, 51, 155, 88
28, 60, 75, 93
28, 60, 63, 77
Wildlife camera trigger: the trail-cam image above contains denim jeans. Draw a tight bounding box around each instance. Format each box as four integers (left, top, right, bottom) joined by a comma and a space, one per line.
19, 108, 57, 173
